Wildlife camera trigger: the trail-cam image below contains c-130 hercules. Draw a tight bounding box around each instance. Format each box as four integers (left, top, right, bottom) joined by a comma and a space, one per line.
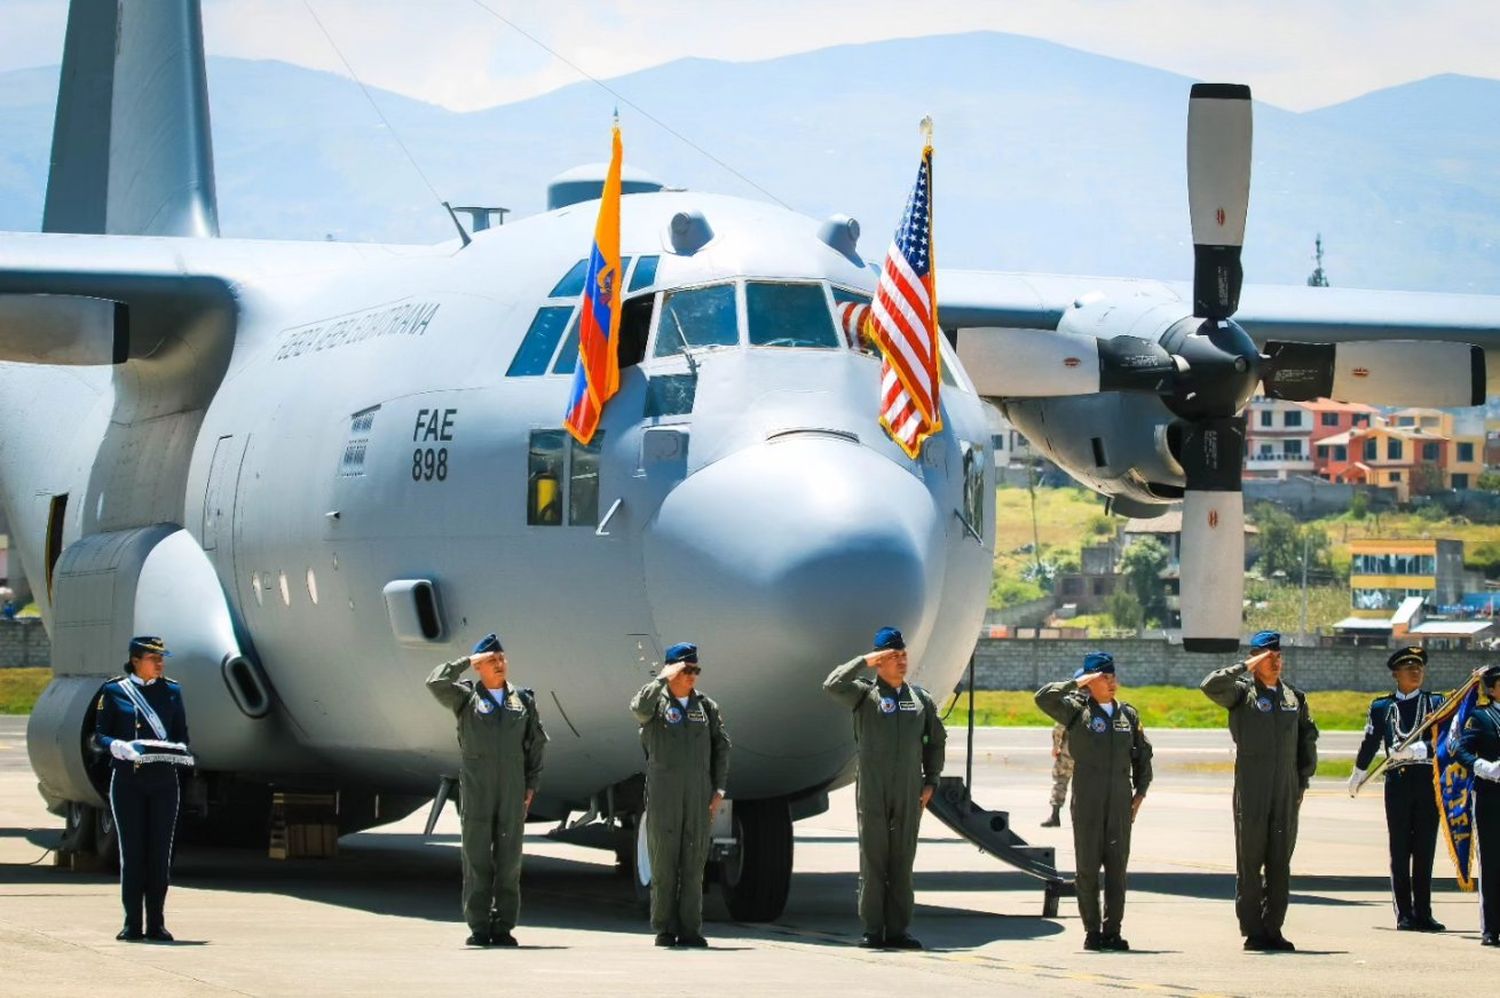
2, 1, 1495, 919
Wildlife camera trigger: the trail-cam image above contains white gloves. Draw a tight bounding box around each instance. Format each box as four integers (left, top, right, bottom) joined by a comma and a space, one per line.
109, 739, 142, 762
1409, 741, 1429, 762
1347, 768, 1366, 797
1475, 759, 1500, 782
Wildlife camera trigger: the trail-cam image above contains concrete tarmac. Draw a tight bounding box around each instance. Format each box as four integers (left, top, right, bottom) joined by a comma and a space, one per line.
0, 715, 1485, 997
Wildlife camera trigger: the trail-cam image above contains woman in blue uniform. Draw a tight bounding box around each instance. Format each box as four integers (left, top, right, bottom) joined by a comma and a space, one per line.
1457, 663, 1500, 947
93, 636, 193, 942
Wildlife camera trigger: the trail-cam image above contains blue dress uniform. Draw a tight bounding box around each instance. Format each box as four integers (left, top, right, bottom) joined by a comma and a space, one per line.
92, 637, 192, 942
1351, 647, 1446, 931
1455, 664, 1500, 947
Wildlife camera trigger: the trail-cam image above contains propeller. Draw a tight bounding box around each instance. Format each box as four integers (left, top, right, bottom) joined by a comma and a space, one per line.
1261, 340, 1485, 408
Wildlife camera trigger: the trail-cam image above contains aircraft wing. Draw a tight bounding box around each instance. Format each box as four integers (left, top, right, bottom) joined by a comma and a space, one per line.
940, 270, 1500, 349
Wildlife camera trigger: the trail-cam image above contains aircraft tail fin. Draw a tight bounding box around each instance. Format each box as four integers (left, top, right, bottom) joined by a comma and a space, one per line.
42, 0, 219, 237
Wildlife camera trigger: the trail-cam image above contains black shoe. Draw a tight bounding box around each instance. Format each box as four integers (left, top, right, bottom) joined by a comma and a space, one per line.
116, 927, 144, 942
1101, 934, 1130, 951
1243, 935, 1269, 951
1413, 916, 1446, 933
1265, 934, 1296, 952
1084, 932, 1104, 951
655, 932, 677, 948
491, 931, 518, 947
144, 928, 174, 943
858, 932, 885, 949
1041, 806, 1062, 827
678, 934, 708, 949
886, 933, 923, 950
1396, 915, 1417, 931
465, 932, 491, 947
1482, 932, 1498, 947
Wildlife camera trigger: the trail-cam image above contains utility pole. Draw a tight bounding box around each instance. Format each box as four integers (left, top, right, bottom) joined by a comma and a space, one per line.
1298, 528, 1311, 645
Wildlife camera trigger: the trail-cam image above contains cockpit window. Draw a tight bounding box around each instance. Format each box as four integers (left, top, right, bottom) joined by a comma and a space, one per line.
552, 312, 581, 374
832, 287, 880, 356
654, 284, 739, 358
550, 259, 588, 298
746, 282, 840, 349
629, 255, 659, 292
507, 306, 573, 377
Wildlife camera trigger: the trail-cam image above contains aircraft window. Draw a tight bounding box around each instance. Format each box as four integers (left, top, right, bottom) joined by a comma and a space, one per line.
937, 338, 961, 390
618, 294, 655, 369
832, 288, 879, 356
570, 433, 604, 526
645, 373, 697, 417
550, 260, 588, 298
746, 282, 840, 349
655, 284, 739, 358
528, 431, 567, 525
508, 306, 573, 377
553, 313, 582, 374
629, 255, 660, 292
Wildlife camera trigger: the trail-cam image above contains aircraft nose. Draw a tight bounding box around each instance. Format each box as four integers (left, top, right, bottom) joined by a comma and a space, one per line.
642, 435, 944, 762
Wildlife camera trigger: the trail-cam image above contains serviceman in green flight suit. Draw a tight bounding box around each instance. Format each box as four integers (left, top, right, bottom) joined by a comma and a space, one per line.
630, 642, 731, 949
1200, 630, 1319, 952
1035, 651, 1153, 952
823, 626, 947, 950
427, 633, 547, 948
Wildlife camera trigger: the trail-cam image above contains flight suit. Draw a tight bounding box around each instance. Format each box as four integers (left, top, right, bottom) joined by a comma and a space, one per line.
93, 674, 191, 936
630, 678, 731, 938
1455, 700, 1500, 940
1050, 723, 1075, 810
1201, 662, 1318, 941
824, 658, 947, 940
1035, 681, 1152, 939
1354, 689, 1445, 924
427, 659, 547, 938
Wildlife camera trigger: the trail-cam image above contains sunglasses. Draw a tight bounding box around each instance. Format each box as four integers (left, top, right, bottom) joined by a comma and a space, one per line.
680, 665, 702, 675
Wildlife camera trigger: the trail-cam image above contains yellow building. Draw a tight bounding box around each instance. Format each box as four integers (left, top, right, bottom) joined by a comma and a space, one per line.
1348, 537, 1465, 618
1390, 407, 1486, 489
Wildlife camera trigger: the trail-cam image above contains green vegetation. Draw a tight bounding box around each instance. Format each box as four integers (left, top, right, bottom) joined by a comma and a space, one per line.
992, 486, 1119, 608
940, 686, 1376, 731
0, 668, 51, 714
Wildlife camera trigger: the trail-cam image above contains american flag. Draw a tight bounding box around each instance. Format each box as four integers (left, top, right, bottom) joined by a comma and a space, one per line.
870, 138, 942, 458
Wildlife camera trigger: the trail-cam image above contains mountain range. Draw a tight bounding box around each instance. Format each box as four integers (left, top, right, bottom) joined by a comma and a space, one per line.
1, 32, 1497, 294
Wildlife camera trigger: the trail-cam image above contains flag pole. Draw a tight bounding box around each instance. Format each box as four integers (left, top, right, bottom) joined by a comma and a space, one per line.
1353, 672, 1482, 795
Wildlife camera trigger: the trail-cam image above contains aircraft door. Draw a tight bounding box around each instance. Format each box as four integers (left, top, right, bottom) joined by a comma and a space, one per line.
202, 434, 245, 552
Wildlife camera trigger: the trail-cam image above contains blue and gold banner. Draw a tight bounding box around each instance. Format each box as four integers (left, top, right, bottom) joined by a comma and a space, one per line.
1433, 680, 1481, 891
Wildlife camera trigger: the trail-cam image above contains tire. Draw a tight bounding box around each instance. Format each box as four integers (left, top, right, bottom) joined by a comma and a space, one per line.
720, 798, 792, 922
631, 814, 651, 911
93, 803, 119, 869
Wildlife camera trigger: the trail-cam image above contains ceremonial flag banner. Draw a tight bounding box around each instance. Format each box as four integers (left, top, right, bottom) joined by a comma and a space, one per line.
870, 119, 942, 458
1433, 679, 1481, 890
564, 120, 624, 445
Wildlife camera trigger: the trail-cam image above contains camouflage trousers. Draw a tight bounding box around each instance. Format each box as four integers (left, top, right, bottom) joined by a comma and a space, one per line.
1050, 725, 1074, 809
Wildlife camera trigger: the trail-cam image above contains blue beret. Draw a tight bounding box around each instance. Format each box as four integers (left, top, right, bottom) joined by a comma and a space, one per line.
664, 642, 699, 664
472, 633, 503, 655
1074, 651, 1114, 679
128, 636, 171, 657
873, 626, 905, 651
1250, 630, 1281, 651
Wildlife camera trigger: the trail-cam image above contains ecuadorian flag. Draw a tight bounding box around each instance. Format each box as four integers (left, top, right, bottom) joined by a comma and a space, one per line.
564, 120, 623, 445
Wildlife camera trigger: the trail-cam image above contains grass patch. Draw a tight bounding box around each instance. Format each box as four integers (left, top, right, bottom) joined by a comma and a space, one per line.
1176, 757, 1356, 778
0, 668, 51, 714
940, 686, 1378, 731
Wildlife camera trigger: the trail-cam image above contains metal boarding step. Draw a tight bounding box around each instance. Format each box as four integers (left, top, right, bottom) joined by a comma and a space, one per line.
926, 779, 1074, 917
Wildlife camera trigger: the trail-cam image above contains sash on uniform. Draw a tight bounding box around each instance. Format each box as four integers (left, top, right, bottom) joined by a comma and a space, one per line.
117, 680, 194, 767
118, 679, 168, 740
1433, 683, 1480, 892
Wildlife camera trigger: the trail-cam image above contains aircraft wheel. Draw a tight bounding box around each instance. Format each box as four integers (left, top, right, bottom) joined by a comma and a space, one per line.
720, 798, 792, 922
93, 803, 119, 867
631, 814, 651, 911
61, 800, 97, 854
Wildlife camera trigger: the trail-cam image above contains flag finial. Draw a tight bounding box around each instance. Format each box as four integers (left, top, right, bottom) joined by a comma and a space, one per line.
920, 115, 933, 148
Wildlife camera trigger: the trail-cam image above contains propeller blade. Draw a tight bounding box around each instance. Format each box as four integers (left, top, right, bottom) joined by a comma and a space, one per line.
1187, 83, 1252, 320
1176, 416, 1246, 653
957, 329, 1181, 398
1262, 340, 1485, 407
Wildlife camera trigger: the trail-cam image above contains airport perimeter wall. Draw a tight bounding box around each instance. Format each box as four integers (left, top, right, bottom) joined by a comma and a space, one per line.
972, 637, 1493, 693
0, 619, 49, 669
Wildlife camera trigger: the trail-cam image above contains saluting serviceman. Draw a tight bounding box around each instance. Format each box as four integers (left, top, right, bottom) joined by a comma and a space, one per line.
1035, 652, 1153, 951
426, 633, 547, 947
1043, 721, 1073, 828
1200, 631, 1318, 952
1348, 646, 1447, 932
93, 636, 194, 942
1456, 662, 1500, 947
630, 642, 731, 949
823, 627, 947, 950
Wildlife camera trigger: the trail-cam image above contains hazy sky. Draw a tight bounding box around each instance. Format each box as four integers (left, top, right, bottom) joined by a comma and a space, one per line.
2, 0, 1495, 112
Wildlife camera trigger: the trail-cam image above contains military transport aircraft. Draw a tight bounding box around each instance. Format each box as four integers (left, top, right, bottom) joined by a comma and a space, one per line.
2, 1, 1496, 920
